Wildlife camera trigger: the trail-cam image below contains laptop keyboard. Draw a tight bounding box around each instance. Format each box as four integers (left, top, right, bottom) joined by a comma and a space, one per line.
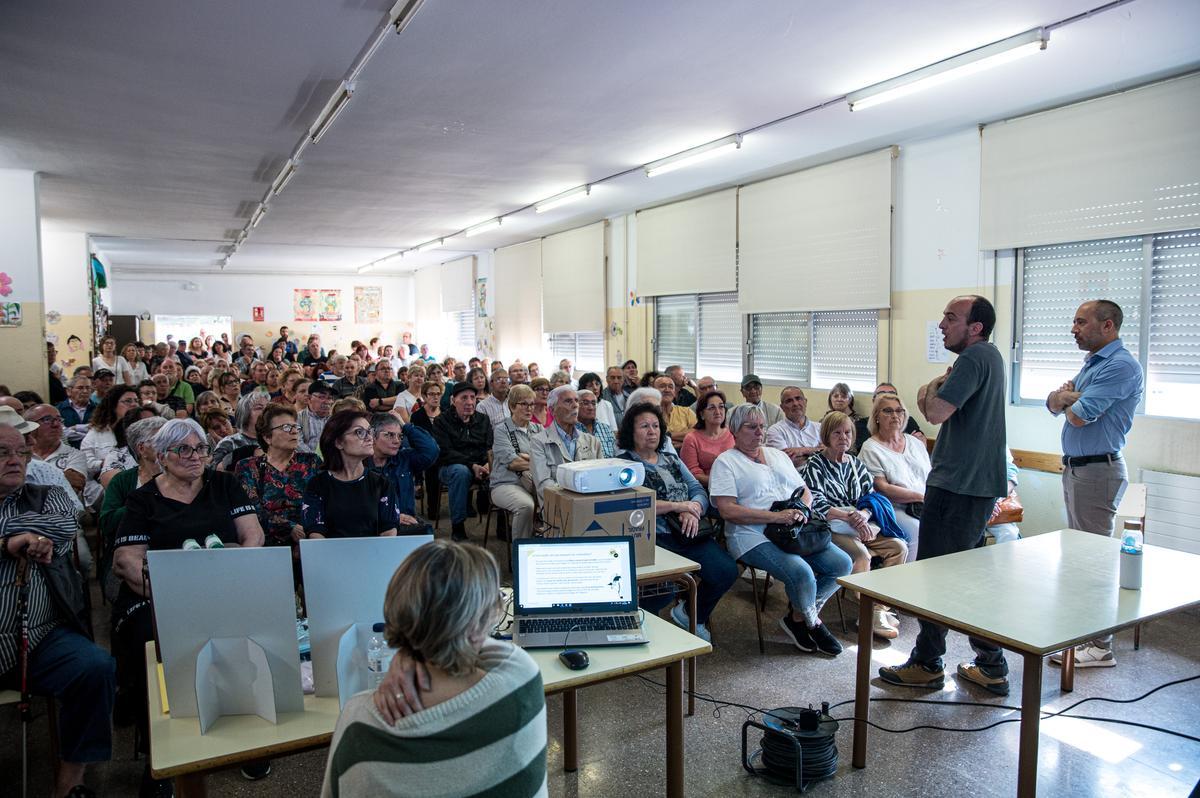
518, 616, 640, 635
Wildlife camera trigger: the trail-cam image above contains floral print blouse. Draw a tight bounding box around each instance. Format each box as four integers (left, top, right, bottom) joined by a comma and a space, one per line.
234, 451, 322, 545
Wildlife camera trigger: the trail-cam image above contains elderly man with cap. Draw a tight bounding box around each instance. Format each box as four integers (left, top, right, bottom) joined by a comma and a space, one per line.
431, 381, 494, 542
298, 381, 336, 454
530, 386, 602, 505
737, 374, 784, 427
90, 368, 116, 404
0, 405, 87, 522
0, 417, 114, 798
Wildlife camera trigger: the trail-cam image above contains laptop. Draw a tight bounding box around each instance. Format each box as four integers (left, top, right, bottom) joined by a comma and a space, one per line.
512, 536, 648, 649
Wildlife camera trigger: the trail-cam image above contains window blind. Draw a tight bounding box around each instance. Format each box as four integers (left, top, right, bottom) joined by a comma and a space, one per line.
738, 148, 895, 314
414, 265, 443, 348
1016, 237, 1144, 400
1147, 228, 1200, 417
494, 240, 544, 364
636, 189, 737, 296
575, 331, 605, 373
811, 310, 878, 391
541, 222, 605, 333
981, 73, 1200, 249
440, 256, 474, 312
751, 311, 811, 383
697, 292, 743, 382
654, 294, 697, 374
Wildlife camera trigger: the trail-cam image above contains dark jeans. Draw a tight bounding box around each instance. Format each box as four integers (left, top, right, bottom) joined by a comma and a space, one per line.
640, 532, 738, 624
0, 625, 115, 763
911, 485, 1007, 676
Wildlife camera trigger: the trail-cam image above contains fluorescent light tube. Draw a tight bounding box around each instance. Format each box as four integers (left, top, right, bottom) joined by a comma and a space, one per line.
535, 185, 591, 213
357, 264, 373, 274
389, 0, 426, 33
644, 134, 742, 177
415, 238, 444, 253
309, 81, 356, 144
271, 160, 300, 196
250, 205, 267, 229
847, 28, 1048, 111
464, 218, 502, 237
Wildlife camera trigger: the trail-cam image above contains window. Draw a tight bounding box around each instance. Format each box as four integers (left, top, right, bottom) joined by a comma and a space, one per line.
548, 331, 605, 373
1014, 227, 1200, 420
444, 309, 475, 360
654, 292, 741, 382
750, 310, 878, 391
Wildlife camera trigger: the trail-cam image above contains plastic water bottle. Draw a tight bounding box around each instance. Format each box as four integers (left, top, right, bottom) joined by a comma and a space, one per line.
1119, 520, 1143, 590
204, 534, 225, 549
366, 623, 386, 688
182, 539, 201, 550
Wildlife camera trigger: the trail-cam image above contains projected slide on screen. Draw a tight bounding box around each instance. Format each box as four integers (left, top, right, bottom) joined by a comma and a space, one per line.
517, 540, 633, 609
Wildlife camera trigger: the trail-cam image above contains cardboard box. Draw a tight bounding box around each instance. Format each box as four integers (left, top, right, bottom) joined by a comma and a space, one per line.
541, 485, 656, 566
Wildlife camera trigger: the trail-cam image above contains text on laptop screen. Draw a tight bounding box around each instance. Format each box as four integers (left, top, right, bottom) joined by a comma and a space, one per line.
516, 539, 634, 610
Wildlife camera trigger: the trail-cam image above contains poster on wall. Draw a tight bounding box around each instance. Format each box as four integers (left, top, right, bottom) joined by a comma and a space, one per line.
252, 306, 265, 322
294, 289, 318, 322
476, 277, 488, 318
319, 289, 342, 321
0, 302, 22, 327
354, 286, 382, 323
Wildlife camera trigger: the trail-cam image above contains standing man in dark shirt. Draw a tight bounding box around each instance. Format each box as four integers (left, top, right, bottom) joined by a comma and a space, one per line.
362, 361, 402, 413
880, 295, 1010, 696
333, 356, 365, 399
431, 382, 493, 542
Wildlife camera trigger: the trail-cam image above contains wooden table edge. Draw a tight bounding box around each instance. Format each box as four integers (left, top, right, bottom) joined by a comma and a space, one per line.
542, 641, 712, 694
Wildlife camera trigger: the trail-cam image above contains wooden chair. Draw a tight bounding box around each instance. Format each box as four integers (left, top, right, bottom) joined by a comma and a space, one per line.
482, 505, 514, 571
1116, 483, 1148, 648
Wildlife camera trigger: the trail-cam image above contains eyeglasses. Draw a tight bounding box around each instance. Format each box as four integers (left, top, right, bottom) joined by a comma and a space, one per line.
31, 415, 62, 426
167, 444, 211, 459
533, 387, 550, 394
347, 427, 374, 440
513, 401, 534, 409
0, 447, 33, 461
270, 423, 300, 433
579, 400, 597, 407
879, 407, 907, 416
377, 430, 402, 440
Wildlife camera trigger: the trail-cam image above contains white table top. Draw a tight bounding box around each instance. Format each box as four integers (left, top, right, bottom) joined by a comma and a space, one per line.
146, 614, 709, 777
839, 529, 1200, 655
637, 546, 701, 582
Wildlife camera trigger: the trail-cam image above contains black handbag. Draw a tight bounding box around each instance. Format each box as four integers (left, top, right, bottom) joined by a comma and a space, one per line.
641, 458, 716, 547
763, 487, 831, 557
904, 501, 924, 519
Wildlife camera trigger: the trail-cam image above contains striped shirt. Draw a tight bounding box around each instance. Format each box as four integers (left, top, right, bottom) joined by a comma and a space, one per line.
0, 483, 80, 675
580, 419, 617, 459
322, 640, 547, 798
801, 452, 874, 517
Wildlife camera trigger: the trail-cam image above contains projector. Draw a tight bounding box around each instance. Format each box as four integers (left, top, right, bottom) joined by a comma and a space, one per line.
556, 458, 645, 493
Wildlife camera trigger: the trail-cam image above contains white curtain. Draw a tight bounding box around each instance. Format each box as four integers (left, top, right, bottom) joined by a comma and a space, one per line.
439, 256, 475, 312
636, 188, 737, 297
494, 239, 544, 364
541, 221, 605, 333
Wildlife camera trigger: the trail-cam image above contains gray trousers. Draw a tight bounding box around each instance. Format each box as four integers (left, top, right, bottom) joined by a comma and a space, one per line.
1063, 457, 1129, 648
490, 482, 537, 539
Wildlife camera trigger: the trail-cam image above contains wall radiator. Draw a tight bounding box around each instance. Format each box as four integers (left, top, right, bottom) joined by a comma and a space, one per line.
1142, 469, 1200, 555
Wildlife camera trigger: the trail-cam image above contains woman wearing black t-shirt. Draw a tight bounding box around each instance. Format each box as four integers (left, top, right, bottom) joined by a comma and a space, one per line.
301, 410, 399, 538
110, 418, 264, 782
410, 381, 445, 521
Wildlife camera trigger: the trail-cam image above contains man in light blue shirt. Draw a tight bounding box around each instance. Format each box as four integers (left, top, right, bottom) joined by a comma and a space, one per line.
1046, 299, 1143, 669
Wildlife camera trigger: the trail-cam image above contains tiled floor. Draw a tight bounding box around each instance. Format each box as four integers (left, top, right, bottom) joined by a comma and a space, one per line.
3, 522, 1199, 797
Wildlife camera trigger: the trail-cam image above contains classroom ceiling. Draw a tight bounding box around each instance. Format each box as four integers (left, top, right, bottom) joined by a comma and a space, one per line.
1, 0, 1198, 275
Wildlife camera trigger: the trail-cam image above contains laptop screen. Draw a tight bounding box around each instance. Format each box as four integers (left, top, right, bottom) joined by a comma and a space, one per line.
514, 536, 637, 614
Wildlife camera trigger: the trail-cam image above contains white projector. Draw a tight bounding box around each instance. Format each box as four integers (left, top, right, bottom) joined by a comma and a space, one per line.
556, 458, 645, 494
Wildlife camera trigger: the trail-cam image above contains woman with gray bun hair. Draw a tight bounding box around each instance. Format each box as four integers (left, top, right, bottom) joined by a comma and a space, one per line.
211, 389, 270, 469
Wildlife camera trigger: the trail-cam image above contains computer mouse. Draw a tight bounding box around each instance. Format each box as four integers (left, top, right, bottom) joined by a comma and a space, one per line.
558, 648, 589, 670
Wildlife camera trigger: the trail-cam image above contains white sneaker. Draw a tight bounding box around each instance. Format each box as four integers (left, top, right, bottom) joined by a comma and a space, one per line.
670, 602, 711, 643
872, 608, 898, 640
1050, 645, 1116, 668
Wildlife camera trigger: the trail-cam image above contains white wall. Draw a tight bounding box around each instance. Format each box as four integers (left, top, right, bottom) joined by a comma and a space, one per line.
40, 230, 90, 315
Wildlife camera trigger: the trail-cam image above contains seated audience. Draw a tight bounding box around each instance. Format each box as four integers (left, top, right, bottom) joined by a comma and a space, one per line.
14, 390, 44, 411
98, 416, 166, 597
297, 381, 335, 454
411, 380, 447, 519
58, 374, 97, 444
987, 449, 1022, 545
123, 341, 150, 385
395, 364, 426, 413
478, 367, 510, 426
368, 413, 439, 533
98, 406, 161, 487
654, 375, 697, 448
528, 377, 551, 427
872, 382, 926, 443
577, 372, 616, 428
333, 355, 365, 398
25, 403, 89, 503
363, 359, 402, 413
199, 407, 235, 449
826, 382, 866, 454
302, 411, 399, 539
508, 361, 528, 386
577, 389, 617, 458
737, 374, 784, 427
217, 370, 242, 406
802, 412, 908, 639
235, 403, 322, 548
1, 405, 87, 523
431, 383, 493, 542
619, 404, 735, 643
709, 405, 852, 657
325, 541, 546, 798
621, 359, 639, 392
856, 393, 928, 561
680, 390, 734, 487
527, 362, 541, 379
489, 384, 539, 539
212, 389, 270, 469
665, 365, 697, 407
290, 378, 312, 413
193, 390, 222, 421
530, 386, 601, 504
157, 358, 194, 414
766, 386, 822, 469
549, 370, 571, 389
0, 422, 115, 798
601, 366, 628, 426
81, 386, 141, 479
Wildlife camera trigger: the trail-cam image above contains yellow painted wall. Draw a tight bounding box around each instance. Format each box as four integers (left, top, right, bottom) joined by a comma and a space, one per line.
44, 312, 92, 376
0, 301, 49, 396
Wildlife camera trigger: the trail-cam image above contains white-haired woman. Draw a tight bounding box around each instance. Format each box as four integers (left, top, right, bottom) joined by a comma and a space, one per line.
325, 541, 546, 798
709, 404, 852, 657
110, 418, 263, 780
97, 415, 167, 599
212, 389, 270, 470
857, 393, 928, 561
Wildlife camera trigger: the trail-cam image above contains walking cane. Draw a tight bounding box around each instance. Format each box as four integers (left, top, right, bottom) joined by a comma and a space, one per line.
16, 556, 32, 798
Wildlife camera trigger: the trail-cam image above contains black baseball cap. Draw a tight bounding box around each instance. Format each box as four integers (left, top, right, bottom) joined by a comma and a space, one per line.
450, 381, 478, 398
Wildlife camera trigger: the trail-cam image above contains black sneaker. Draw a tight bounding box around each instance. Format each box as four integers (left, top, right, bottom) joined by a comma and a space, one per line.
451, 522, 468, 542
777, 615, 816, 652
240, 760, 272, 780
808, 622, 843, 656
140, 765, 174, 798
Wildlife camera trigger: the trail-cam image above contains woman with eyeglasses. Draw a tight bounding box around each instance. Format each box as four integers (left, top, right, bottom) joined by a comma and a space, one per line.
217, 370, 242, 406
111, 418, 264, 779
81, 385, 142, 479
302, 410, 399, 539
235, 403, 322, 548
680, 390, 734, 488
488, 384, 539, 539
528, 377, 551, 428
856, 393, 929, 560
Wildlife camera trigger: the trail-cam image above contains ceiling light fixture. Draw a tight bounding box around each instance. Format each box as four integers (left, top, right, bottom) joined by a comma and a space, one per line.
535, 185, 592, 213
271, 159, 301, 196
389, 0, 426, 33
250, 205, 268, 228
309, 81, 356, 144
847, 28, 1048, 111
644, 134, 743, 178
415, 238, 444, 253
357, 264, 374, 274
464, 218, 502, 237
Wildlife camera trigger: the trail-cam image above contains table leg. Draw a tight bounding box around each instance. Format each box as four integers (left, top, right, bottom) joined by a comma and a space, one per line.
173, 773, 206, 798
1018, 652, 1043, 798
563, 689, 578, 773
852, 594, 874, 769
666, 659, 684, 798
680, 573, 699, 717
1060, 646, 1074, 693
